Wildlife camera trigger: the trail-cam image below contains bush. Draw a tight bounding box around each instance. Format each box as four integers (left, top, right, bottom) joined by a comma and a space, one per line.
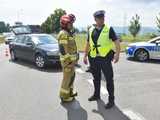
0, 36, 5, 44
120, 33, 156, 42
148, 33, 158, 39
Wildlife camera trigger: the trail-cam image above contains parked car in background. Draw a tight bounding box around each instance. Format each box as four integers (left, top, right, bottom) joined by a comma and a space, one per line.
126, 36, 160, 61
3, 32, 15, 44
4, 25, 31, 44
11, 25, 31, 35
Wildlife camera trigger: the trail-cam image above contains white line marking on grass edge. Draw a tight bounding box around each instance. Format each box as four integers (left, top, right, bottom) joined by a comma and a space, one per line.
87, 79, 108, 95
76, 68, 85, 74
123, 109, 146, 120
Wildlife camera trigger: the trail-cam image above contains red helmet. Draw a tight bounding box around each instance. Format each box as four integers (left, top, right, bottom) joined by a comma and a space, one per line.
60, 14, 76, 29
60, 15, 72, 28
68, 14, 76, 23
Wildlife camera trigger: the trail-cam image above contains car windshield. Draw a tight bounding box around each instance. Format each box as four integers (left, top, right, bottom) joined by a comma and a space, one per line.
148, 37, 160, 43
32, 35, 58, 45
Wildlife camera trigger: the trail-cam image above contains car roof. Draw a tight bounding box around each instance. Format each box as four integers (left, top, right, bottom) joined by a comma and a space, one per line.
27, 34, 51, 37
17, 33, 52, 37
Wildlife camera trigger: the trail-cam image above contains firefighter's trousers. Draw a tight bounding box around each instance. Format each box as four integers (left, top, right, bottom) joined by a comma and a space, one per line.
59, 65, 76, 102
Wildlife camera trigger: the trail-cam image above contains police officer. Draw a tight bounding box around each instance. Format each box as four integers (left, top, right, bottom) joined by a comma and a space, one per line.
58, 14, 79, 103
83, 10, 120, 109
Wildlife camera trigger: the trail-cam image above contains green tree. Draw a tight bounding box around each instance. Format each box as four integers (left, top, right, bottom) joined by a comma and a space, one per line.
0, 22, 10, 33
74, 27, 80, 33
41, 8, 66, 33
129, 14, 141, 39
0, 21, 7, 33
156, 13, 160, 33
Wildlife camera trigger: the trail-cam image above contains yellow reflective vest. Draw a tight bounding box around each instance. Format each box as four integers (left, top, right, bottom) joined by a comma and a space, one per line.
89, 24, 113, 58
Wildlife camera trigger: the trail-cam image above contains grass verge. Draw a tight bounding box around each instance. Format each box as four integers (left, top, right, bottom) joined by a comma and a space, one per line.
0, 36, 5, 44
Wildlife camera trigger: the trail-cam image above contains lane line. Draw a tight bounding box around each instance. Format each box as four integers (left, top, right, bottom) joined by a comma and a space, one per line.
87, 79, 108, 95
76, 64, 146, 120
123, 109, 146, 120
87, 78, 146, 120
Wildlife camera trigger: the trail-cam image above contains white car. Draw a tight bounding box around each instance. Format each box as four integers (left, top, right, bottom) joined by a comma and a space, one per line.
126, 36, 160, 61
3, 32, 15, 44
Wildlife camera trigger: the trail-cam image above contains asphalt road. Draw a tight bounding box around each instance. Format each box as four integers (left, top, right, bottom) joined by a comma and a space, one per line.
0, 44, 160, 120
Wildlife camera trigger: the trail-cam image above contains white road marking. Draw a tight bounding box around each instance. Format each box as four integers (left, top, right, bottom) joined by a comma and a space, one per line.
87, 77, 147, 119
87, 77, 147, 120
87, 79, 108, 95
123, 109, 146, 120
75, 68, 85, 74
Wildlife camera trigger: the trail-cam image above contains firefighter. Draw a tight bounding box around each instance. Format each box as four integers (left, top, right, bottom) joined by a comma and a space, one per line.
58, 14, 78, 103
83, 10, 121, 109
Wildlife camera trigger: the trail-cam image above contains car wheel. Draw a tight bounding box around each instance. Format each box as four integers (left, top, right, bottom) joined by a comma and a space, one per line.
35, 54, 46, 68
10, 50, 17, 61
135, 49, 149, 62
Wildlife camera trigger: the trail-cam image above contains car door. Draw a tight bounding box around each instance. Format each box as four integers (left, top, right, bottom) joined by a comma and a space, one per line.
151, 39, 160, 59
155, 39, 160, 59
13, 36, 25, 58
21, 36, 35, 61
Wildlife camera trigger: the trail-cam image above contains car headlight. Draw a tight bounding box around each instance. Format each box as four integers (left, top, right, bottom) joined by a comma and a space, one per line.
46, 51, 59, 56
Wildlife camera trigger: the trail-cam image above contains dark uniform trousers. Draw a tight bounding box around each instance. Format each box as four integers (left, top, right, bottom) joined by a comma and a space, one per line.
90, 50, 115, 102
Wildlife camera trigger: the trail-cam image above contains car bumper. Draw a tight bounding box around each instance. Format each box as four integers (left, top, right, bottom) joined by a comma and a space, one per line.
125, 47, 135, 57
45, 55, 60, 65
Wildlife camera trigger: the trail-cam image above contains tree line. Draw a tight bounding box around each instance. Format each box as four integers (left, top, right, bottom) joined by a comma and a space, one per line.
41, 9, 160, 39
0, 22, 10, 33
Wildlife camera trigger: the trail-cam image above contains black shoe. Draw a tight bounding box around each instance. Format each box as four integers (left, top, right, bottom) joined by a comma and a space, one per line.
105, 102, 115, 109
88, 95, 100, 101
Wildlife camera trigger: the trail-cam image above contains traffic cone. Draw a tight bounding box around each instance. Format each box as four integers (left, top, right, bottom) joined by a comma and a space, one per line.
5, 48, 9, 57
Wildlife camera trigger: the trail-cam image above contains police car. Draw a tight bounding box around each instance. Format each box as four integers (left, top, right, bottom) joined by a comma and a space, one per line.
126, 36, 160, 61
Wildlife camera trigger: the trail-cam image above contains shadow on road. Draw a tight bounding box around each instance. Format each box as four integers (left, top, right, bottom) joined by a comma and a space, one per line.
9, 59, 62, 73
61, 100, 88, 120
92, 100, 131, 120
127, 58, 160, 64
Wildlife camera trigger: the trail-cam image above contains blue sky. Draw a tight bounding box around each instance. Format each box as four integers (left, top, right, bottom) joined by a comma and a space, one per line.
0, 0, 159, 28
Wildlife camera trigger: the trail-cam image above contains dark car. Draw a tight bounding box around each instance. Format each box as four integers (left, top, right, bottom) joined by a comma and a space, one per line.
9, 34, 60, 68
